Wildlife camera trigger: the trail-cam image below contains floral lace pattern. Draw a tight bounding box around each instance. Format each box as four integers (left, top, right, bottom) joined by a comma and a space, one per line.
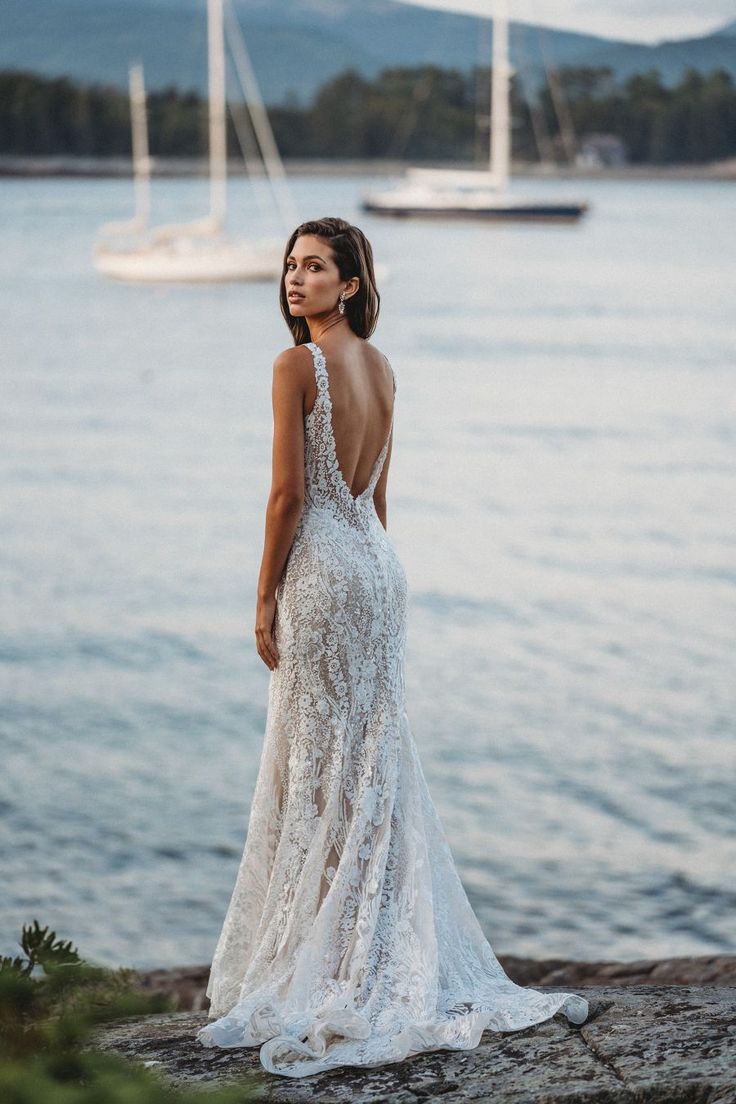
195, 342, 588, 1077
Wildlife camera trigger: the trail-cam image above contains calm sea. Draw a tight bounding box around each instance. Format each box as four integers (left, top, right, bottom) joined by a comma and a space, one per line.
1, 173, 735, 970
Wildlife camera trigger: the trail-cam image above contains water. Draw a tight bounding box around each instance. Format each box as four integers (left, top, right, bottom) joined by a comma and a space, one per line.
1, 173, 735, 971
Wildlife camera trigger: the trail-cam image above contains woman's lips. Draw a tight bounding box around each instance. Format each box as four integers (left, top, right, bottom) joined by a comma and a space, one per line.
288, 293, 305, 301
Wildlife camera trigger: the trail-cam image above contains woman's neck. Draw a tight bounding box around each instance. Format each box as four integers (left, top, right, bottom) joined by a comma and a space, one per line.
307, 312, 350, 345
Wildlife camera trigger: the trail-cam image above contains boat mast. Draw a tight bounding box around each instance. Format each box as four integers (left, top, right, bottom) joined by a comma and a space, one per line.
223, 0, 299, 230
208, 0, 227, 231
129, 63, 151, 231
490, 0, 511, 190
95, 62, 151, 238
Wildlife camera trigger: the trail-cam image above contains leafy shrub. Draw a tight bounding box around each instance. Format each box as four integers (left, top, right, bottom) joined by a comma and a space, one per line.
0, 920, 260, 1103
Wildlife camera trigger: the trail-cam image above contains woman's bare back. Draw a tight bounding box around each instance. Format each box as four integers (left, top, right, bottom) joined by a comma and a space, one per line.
303, 340, 395, 500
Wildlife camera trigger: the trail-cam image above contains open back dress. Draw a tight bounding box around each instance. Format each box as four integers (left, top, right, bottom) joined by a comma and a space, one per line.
195, 341, 589, 1077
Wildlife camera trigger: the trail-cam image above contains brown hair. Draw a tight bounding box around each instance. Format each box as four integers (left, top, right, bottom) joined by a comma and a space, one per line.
279, 217, 380, 345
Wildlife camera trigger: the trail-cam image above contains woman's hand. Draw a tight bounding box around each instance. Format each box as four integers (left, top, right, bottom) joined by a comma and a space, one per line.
255, 593, 280, 671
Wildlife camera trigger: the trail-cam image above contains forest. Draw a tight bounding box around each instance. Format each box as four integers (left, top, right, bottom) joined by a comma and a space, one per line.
1, 63, 735, 164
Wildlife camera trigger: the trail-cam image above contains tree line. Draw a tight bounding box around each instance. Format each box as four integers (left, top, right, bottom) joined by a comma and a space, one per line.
1, 63, 735, 164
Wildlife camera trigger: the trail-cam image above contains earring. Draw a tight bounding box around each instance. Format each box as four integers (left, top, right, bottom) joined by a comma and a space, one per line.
338, 293, 346, 315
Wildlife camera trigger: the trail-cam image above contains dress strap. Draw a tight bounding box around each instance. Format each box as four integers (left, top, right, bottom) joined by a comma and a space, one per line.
306, 341, 328, 394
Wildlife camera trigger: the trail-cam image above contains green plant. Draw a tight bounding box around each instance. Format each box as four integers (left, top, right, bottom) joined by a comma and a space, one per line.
0, 920, 261, 1103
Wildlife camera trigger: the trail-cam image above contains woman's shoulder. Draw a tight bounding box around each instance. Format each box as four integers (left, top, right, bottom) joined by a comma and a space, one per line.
362, 337, 389, 362
271, 344, 317, 387
363, 339, 396, 393
270, 345, 317, 406
273, 343, 314, 368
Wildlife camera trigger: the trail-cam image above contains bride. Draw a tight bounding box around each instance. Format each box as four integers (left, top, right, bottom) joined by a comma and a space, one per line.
195, 216, 589, 1078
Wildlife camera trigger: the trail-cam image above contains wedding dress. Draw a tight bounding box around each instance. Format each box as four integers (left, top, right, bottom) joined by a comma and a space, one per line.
196, 341, 588, 1078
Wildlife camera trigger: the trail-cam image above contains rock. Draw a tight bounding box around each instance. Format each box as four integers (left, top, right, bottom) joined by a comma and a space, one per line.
129, 956, 736, 1014
498, 954, 736, 989
132, 964, 212, 1012
88, 984, 736, 1102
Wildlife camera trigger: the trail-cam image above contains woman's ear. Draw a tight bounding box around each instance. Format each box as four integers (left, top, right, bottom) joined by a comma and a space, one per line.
344, 276, 360, 301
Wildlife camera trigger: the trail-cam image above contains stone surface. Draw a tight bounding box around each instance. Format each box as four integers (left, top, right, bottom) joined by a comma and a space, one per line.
502, 954, 736, 989
131, 956, 736, 1014
88, 984, 736, 1103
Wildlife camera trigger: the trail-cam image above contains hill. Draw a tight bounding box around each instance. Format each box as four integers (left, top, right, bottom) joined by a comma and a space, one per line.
3, 0, 736, 104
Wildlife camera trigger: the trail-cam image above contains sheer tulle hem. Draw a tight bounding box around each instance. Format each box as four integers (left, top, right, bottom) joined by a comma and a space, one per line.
195, 990, 589, 1078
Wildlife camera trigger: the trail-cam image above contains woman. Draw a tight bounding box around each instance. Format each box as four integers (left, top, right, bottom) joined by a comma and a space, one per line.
196, 217, 589, 1078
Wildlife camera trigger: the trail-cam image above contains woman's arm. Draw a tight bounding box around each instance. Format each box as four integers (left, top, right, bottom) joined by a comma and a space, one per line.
372, 425, 393, 531
255, 348, 307, 670
372, 355, 395, 531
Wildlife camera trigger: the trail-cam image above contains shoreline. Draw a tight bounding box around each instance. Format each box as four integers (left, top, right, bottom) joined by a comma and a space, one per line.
2, 154, 736, 181
133, 952, 736, 1013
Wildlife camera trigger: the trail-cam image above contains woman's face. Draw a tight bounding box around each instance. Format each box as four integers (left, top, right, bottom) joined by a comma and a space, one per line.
284, 234, 351, 317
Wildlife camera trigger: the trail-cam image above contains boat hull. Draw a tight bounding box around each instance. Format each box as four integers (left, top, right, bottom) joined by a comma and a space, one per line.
93, 239, 284, 283
362, 198, 588, 222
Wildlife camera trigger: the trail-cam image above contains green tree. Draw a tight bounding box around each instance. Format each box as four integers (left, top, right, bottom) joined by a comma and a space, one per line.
1, 63, 735, 164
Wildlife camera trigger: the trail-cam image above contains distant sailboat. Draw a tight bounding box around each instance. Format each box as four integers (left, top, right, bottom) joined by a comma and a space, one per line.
94, 0, 296, 283
362, 0, 588, 222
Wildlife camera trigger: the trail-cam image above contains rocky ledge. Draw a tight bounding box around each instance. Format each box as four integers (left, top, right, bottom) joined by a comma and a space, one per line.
89, 980, 736, 1103
129, 954, 736, 1014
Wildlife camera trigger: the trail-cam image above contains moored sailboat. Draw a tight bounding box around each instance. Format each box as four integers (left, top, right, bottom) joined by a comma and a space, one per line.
362, 0, 588, 223
94, 0, 295, 283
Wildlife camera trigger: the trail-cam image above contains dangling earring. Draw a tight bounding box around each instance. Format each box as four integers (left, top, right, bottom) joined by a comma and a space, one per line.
338, 293, 346, 315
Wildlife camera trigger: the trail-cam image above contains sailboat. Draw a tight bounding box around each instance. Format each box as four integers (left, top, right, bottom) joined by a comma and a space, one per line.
94, 0, 296, 282
362, 0, 588, 222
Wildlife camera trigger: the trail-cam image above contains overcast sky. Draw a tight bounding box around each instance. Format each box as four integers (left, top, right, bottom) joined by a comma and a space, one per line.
398, 0, 735, 44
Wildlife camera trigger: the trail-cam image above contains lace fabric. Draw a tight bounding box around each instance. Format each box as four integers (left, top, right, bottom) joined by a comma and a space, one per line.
195, 341, 589, 1078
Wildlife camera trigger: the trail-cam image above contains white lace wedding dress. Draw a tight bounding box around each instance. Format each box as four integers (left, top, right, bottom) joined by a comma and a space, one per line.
196, 341, 588, 1078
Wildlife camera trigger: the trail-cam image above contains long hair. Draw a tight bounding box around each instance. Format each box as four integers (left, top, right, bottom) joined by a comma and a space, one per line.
279, 217, 380, 345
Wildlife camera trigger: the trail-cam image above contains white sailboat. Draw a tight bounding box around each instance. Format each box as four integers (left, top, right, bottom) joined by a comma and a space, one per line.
94, 0, 295, 283
362, 0, 588, 222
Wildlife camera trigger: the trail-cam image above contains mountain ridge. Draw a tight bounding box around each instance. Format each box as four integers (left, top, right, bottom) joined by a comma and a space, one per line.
3, 0, 736, 104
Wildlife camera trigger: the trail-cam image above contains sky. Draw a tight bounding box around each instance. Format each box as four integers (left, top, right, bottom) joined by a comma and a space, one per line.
398, 0, 735, 45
